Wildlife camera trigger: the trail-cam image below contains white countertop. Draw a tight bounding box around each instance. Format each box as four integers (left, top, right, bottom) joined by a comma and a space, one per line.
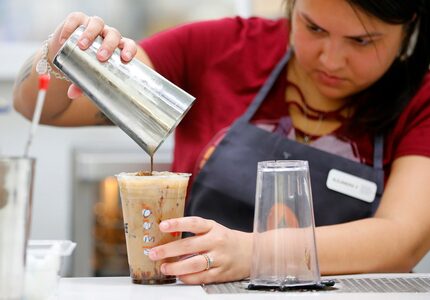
57, 274, 430, 300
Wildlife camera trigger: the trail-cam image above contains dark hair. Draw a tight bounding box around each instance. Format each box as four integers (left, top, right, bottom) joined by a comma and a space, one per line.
346, 0, 430, 135
287, 1, 430, 135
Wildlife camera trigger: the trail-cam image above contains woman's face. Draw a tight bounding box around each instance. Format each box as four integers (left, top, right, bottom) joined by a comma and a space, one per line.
290, 0, 405, 100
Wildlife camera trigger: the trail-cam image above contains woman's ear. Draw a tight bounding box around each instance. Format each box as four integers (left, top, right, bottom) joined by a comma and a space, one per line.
398, 18, 420, 62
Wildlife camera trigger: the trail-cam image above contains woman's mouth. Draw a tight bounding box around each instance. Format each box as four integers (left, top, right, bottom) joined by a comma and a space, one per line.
316, 70, 345, 87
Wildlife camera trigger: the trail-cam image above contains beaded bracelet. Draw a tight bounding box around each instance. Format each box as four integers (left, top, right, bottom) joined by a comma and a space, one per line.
35, 34, 69, 81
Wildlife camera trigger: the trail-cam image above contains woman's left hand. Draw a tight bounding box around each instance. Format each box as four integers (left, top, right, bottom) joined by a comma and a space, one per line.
148, 216, 253, 284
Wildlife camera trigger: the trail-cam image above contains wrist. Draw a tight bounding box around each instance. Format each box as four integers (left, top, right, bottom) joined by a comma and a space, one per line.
36, 34, 69, 81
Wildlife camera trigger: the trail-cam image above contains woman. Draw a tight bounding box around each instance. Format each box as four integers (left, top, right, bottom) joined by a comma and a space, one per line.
13, 0, 430, 284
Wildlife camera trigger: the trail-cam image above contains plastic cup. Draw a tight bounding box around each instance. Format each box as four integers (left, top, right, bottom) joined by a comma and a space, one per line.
0, 157, 35, 300
249, 160, 322, 289
116, 171, 191, 284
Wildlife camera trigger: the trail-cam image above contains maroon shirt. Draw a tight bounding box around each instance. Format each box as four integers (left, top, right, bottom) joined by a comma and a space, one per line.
140, 17, 430, 186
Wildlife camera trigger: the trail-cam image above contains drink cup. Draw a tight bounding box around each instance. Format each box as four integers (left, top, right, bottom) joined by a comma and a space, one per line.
0, 157, 35, 300
248, 160, 322, 290
116, 171, 191, 284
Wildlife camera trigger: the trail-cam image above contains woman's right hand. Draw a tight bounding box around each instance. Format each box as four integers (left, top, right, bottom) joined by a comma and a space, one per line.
49, 12, 138, 98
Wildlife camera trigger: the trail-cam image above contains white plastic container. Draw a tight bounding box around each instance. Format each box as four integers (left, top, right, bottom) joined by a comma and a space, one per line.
24, 240, 76, 300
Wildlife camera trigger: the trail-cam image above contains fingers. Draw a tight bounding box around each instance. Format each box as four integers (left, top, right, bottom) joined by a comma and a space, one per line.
160, 253, 215, 276
159, 216, 215, 235
77, 16, 105, 50
58, 12, 91, 45
53, 12, 137, 64
119, 38, 137, 62
96, 25, 121, 61
149, 234, 207, 261
67, 84, 83, 99
149, 217, 215, 260
178, 268, 221, 285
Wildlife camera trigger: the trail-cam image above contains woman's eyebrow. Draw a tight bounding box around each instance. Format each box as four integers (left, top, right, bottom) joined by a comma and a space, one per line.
301, 12, 383, 39
301, 13, 327, 32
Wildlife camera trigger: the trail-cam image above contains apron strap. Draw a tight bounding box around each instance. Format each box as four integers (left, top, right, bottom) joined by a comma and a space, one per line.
373, 135, 384, 171
373, 134, 384, 190
371, 134, 384, 213
241, 49, 293, 123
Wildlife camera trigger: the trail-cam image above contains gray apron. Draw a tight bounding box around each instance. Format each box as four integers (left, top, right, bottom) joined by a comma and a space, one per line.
186, 50, 384, 232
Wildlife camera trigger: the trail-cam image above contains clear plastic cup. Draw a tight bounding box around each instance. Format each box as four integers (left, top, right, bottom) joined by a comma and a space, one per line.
0, 157, 35, 300
249, 160, 322, 289
116, 171, 191, 284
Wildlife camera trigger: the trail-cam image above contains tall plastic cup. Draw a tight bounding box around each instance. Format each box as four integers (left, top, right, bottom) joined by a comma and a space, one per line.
116, 171, 191, 284
0, 157, 35, 300
53, 26, 195, 156
248, 160, 322, 290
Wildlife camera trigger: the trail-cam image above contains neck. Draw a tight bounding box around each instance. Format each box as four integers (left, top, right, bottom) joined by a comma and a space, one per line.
288, 56, 349, 112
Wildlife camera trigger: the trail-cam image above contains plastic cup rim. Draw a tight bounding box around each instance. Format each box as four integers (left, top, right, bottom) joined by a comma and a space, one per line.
258, 160, 308, 171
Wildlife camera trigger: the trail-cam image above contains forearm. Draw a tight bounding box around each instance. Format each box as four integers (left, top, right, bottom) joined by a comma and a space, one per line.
317, 217, 420, 275
12, 47, 79, 124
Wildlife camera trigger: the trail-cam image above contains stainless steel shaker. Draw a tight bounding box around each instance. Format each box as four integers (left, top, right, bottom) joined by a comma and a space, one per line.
53, 26, 195, 155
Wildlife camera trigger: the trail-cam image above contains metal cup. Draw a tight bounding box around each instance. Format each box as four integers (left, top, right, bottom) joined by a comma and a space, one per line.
248, 160, 322, 290
0, 157, 35, 300
53, 26, 195, 156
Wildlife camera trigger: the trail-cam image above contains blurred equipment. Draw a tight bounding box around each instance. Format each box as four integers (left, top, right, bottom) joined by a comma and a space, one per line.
93, 177, 128, 276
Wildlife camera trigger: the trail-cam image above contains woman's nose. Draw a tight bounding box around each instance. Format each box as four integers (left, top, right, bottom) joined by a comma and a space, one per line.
319, 40, 346, 71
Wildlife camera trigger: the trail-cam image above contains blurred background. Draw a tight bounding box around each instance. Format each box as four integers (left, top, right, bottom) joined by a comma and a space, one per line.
1, 0, 429, 277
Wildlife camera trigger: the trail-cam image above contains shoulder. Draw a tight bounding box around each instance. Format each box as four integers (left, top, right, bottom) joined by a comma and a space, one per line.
171, 16, 288, 36
388, 72, 430, 159
140, 16, 288, 52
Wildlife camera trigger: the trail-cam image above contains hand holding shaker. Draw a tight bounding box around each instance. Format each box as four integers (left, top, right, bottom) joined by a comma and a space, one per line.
53, 26, 195, 155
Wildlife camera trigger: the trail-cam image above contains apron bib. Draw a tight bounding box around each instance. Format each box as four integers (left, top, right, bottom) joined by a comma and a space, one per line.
186, 50, 384, 232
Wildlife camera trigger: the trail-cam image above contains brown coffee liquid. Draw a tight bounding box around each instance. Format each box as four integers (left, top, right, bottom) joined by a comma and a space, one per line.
132, 276, 176, 285
150, 155, 154, 173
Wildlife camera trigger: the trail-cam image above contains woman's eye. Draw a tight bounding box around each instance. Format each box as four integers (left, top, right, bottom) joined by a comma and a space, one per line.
306, 24, 323, 33
352, 38, 373, 46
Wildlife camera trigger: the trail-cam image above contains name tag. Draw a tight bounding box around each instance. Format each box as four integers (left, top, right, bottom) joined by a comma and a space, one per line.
326, 169, 377, 203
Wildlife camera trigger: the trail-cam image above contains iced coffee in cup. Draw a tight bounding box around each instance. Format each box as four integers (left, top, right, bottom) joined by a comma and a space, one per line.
116, 171, 191, 284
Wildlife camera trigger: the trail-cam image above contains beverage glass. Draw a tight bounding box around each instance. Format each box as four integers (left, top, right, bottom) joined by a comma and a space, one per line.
0, 157, 35, 300
248, 160, 321, 289
116, 171, 191, 284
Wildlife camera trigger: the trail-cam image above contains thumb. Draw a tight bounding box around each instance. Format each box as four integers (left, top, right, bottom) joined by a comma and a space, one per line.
67, 84, 83, 99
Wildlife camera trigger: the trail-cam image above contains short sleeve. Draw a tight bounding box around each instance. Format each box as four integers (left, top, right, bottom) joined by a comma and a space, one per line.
391, 74, 430, 159
138, 18, 252, 90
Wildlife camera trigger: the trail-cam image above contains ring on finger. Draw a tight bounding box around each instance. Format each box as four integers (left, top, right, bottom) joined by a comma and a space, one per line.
201, 253, 214, 271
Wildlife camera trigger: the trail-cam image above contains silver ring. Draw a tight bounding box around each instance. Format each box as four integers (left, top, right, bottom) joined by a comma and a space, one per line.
201, 253, 214, 270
